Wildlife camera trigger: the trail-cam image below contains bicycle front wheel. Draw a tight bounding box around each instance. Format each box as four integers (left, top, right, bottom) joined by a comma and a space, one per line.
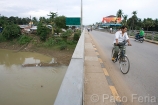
119, 56, 130, 74
111, 47, 114, 58
111, 48, 117, 63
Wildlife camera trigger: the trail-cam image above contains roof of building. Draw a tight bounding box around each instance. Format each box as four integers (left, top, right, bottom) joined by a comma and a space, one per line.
106, 15, 116, 17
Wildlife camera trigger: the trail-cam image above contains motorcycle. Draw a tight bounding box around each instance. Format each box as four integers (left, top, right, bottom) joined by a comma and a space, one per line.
135, 33, 145, 43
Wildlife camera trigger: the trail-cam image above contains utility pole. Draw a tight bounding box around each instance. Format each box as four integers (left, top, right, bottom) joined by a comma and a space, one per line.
81, 0, 83, 32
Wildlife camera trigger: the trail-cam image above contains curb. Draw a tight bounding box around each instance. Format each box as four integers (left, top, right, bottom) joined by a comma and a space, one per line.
129, 36, 158, 45
89, 33, 122, 105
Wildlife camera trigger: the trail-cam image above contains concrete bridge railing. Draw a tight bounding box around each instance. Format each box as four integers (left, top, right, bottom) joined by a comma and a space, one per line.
54, 29, 85, 105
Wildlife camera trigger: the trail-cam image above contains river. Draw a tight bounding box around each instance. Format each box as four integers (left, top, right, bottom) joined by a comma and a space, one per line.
0, 49, 67, 105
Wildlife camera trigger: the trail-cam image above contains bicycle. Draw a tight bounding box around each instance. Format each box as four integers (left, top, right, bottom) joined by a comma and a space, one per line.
111, 41, 130, 74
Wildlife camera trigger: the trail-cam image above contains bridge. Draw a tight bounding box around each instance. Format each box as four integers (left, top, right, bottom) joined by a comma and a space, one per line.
54, 29, 158, 105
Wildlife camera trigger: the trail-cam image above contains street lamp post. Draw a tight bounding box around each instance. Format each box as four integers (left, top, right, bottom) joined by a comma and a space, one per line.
81, 0, 83, 32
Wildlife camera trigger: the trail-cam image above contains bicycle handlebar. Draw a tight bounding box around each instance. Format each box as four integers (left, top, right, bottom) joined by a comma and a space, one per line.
116, 40, 132, 46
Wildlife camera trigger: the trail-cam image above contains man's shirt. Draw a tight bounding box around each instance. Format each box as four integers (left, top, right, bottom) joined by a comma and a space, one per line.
140, 30, 144, 36
113, 30, 129, 43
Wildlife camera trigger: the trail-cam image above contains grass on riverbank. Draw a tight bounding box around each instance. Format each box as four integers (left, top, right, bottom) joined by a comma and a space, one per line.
0, 29, 81, 51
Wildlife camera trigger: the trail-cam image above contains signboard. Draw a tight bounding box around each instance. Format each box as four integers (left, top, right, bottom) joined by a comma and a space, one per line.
66, 17, 81, 26
102, 16, 121, 23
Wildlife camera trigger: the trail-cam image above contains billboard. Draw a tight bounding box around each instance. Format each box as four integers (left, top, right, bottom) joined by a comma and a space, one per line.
66, 17, 81, 26
102, 16, 121, 23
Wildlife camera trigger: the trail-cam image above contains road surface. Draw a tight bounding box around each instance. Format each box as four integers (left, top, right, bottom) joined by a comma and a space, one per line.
89, 30, 158, 105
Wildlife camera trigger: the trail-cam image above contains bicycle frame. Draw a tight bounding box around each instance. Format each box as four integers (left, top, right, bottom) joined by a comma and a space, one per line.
112, 40, 130, 74
114, 45, 126, 62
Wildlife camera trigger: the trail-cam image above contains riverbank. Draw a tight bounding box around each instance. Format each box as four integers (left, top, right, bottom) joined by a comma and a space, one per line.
0, 41, 75, 66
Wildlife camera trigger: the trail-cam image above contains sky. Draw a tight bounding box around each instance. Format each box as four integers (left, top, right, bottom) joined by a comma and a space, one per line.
0, 0, 158, 25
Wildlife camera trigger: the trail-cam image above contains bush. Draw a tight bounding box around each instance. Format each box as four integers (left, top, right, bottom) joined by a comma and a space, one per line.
73, 32, 80, 41
55, 37, 62, 44
0, 34, 6, 42
146, 35, 152, 40
40, 32, 47, 41
60, 44, 67, 50
2, 24, 21, 40
43, 38, 55, 47
67, 40, 74, 45
18, 35, 32, 45
154, 35, 158, 41
37, 22, 51, 41
58, 40, 66, 45
54, 27, 62, 35
61, 30, 72, 41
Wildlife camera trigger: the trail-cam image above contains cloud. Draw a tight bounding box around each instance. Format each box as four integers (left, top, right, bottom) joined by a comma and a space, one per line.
0, 0, 157, 25
20, 10, 50, 19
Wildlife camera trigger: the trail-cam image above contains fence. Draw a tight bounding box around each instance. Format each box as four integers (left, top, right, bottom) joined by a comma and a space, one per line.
95, 28, 158, 41
127, 30, 158, 41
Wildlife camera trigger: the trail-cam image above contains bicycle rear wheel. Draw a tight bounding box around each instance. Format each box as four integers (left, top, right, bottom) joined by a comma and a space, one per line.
119, 56, 130, 74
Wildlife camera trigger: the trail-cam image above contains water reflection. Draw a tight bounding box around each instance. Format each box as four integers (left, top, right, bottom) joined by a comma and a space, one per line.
0, 49, 67, 105
0, 49, 57, 67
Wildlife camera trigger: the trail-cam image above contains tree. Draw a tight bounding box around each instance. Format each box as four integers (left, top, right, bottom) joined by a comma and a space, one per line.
0, 16, 8, 27
54, 16, 67, 29
143, 18, 155, 31
39, 17, 46, 23
47, 12, 57, 35
154, 19, 158, 31
8, 16, 17, 24
2, 23, 21, 40
122, 15, 128, 26
21, 18, 28, 25
32, 17, 38, 25
116, 9, 123, 18
17, 17, 23, 25
131, 11, 138, 30
37, 22, 51, 41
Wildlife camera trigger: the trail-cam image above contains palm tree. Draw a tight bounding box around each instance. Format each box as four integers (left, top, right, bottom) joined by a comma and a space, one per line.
116, 9, 123, 25
32, 17, 38, 25
116, 9, 123, 18
122, 15, 128, 26
47, 12, 57, 35
131, 11, 138, 30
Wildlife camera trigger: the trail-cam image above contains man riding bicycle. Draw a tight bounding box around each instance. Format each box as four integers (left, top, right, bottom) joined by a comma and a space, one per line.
112, 26, 132, 61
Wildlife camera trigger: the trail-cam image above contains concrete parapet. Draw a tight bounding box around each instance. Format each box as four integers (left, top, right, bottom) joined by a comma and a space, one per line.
54, 29, 85, 105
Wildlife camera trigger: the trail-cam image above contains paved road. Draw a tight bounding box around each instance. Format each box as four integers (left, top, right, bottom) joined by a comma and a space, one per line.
89, 30, 158, 105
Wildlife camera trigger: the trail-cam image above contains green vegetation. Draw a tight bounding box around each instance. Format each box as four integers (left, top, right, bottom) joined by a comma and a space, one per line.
0, 11, 81, 50
95, 9, 158, 41
154, 35, 158, 41
2, 23, 21, 40
42, 29, 80, 50
115, 9, 158, 31
0, 34, 6, 42
37, 22, 51, 41
18, 34, 32, 45
73, 30, 81, 41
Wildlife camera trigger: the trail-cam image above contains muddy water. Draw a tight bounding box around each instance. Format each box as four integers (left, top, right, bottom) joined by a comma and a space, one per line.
0, 49, 67, 105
